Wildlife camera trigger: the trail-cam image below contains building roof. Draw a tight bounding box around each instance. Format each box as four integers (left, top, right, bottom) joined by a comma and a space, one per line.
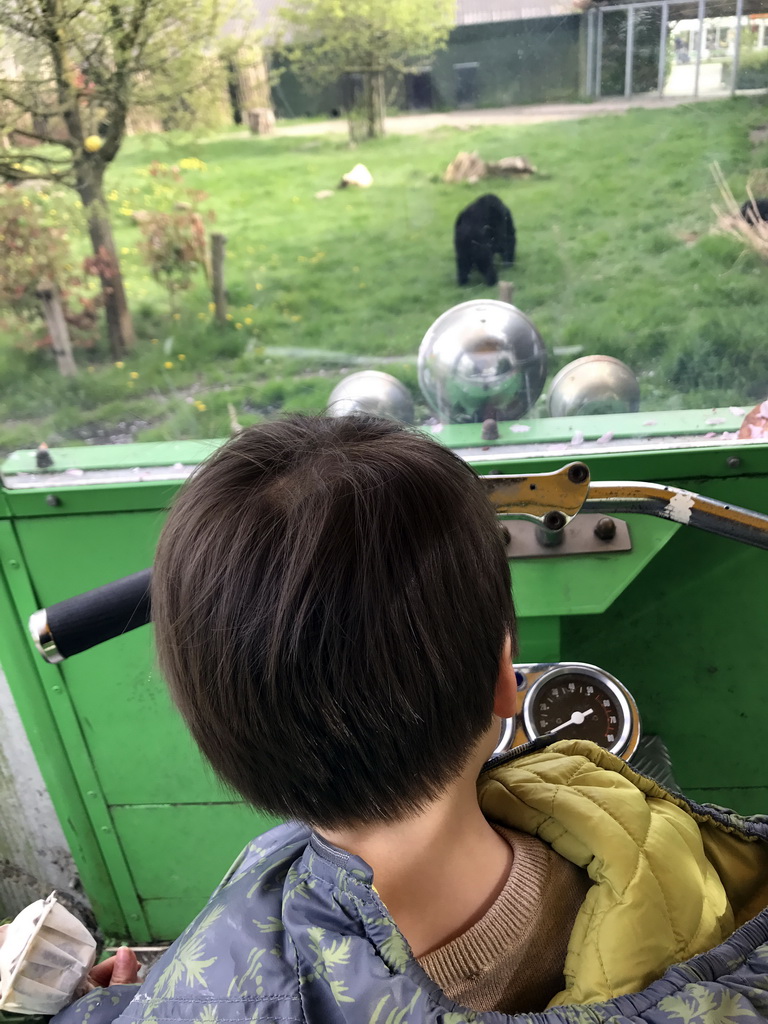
248, 0, 573, 32
456, 0, 573, 22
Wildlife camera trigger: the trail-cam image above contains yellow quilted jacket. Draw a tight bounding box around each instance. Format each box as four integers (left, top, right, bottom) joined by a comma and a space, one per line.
478, 739, 768, 1007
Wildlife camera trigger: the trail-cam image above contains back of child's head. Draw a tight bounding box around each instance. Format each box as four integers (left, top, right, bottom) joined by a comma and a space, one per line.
152, 415, 515, 828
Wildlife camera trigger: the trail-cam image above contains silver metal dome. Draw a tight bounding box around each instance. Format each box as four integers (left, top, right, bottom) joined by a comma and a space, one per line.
548, 355, 640, 418
418, 300, 548, 424
326, 371, 415, 424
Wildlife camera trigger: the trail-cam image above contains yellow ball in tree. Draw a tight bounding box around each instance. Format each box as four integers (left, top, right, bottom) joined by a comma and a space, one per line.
84, 135, 103, 153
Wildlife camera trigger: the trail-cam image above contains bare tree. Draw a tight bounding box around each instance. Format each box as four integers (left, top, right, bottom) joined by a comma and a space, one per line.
0, 0, 227, 358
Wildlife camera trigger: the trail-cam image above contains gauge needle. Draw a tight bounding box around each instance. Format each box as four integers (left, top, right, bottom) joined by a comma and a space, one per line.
549, 708, 595, 734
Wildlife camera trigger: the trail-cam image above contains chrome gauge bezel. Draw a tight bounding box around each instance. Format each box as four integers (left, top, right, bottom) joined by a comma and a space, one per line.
523, 662, 634, 757
496, 715, 517, 753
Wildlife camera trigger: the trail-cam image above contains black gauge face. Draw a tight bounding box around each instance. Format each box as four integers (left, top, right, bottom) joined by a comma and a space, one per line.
525, 671, 628, 752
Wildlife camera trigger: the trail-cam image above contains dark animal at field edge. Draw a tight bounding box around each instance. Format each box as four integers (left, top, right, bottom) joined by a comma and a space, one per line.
454, 193, 516, 287
740, 198, 768, 226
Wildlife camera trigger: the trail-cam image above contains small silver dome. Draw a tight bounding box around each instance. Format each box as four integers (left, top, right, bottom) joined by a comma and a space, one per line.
326, 371, 415, 424
418, 300, 547, 424
548, 356, 640, 418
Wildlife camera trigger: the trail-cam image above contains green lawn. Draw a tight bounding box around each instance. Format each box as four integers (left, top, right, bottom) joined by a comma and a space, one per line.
2, 97, 768, 455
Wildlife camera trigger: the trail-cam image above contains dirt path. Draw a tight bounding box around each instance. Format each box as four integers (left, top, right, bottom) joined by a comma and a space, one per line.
275, 92, 737, 138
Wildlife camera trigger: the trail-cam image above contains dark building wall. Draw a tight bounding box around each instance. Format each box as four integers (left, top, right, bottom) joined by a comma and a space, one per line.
271, 15, 584, 119
429, 17, 582, 108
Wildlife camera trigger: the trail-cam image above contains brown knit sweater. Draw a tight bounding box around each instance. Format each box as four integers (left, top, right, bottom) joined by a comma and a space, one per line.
417, 827, 591, 1015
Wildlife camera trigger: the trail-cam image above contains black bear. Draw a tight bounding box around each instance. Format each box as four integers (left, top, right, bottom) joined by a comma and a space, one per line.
454, 194, 516, 287
740, 198, 768, 226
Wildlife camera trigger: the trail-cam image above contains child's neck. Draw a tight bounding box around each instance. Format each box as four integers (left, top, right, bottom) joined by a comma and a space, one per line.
318, 747, 512, 958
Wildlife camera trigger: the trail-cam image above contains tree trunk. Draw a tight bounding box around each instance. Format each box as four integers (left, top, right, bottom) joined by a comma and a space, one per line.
77, 166, 135, 360
363, 71, 385, 139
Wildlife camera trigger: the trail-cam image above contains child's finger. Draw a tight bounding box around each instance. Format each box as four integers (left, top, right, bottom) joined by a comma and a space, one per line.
88, 947, 141, 987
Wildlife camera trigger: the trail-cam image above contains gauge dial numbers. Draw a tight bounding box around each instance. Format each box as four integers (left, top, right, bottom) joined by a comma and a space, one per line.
523, 665, 640, 758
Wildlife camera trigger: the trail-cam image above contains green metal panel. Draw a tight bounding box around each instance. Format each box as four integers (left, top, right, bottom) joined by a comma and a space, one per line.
517, 618, 561, 663
510, 516, 679, 617
111, 805, 281, 900
9, 513, 221, 807
0, 523, 133, 938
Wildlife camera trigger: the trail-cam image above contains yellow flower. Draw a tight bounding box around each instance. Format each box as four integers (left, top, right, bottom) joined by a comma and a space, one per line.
179, 157, 206, 172
87, 365, 95, 373
255, 283, 264, 291
359, 282, 367, 289
127, 380, 135, 387
173, 313, 181, 320
129, 371, 139, 379
290, 314, 302, 322
75, 200, 82, 209
208, 302, 215, 312
114, 361, 124, 369
292, 196, 300, 203
121, 247, 130, 255
178, 354, 186, 361
151, 338, 159, 344
107, 190, 119, 202
119, 207, 133, 217
197, 312, 207, 320
244, 317, 253, 326
194, 401, 207, 411
164, 361, 174, 369
226, 313, 234, 321
246, 304, 254, 310
235, 322, 243, 329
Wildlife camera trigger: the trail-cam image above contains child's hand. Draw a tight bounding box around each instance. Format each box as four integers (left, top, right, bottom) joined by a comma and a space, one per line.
86, 947, 141, 988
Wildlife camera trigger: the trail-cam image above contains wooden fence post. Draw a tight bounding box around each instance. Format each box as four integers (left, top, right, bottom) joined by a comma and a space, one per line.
211, 233, 227, 324
36, 279, 77, 377
499, 281, 515, 304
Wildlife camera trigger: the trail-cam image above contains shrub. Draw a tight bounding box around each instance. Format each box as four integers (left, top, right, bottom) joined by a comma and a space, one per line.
138, 208, 211, 309
0, 187, 102, 353
722, 49, 768, 90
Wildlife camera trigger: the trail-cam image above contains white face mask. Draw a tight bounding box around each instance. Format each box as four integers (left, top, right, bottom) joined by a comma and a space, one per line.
0, 892, 96, 1016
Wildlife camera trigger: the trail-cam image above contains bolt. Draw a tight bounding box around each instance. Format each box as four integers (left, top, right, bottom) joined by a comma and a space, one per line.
51, 686, 61, 694
567, 462, 589, 485
130, 914, 140, 922
542, 510, 567, 532
45, 494, 61, 507
594, 517, 617, 541
481, 418, 499, 441
727, 456, 741, 469
100, 826, 111, 833
8, 560, 19, 570
537, 523, 564, 547
87, 791, 98, 798
35, 444, 54, 469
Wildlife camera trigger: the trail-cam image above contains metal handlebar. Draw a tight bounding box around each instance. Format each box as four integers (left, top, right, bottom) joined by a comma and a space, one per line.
29, 462, 768, 664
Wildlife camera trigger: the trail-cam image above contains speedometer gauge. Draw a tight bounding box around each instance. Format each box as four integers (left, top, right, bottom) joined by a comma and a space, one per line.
522, 663, 640, 759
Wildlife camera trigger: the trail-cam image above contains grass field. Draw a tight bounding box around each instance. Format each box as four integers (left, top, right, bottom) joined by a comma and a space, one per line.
1, 96, 768, 455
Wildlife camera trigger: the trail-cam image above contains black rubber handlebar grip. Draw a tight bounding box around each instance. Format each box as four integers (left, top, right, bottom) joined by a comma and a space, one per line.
29, 568, 152, 663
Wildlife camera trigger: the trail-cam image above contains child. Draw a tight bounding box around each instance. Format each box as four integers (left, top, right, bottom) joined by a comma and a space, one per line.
54, 415, 768, 1024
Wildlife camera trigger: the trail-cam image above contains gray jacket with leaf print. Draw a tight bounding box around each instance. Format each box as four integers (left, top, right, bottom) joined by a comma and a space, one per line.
52, 741, 768, 1024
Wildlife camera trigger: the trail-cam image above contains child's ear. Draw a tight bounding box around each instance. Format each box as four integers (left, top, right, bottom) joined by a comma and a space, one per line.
493, 634, 517, 720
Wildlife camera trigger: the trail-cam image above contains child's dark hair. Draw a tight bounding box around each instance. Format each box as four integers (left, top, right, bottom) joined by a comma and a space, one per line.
152, 415, 516, 828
